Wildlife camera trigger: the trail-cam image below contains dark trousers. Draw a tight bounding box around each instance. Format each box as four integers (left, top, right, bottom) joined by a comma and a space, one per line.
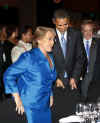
87, 80, 100, 102
80, 72, 93, 100
52, 81, 80, 123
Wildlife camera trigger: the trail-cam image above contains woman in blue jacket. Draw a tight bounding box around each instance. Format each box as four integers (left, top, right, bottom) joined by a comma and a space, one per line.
3, 26, 57, 123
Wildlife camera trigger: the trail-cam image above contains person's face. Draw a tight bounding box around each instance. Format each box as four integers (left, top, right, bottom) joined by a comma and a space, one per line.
12, 29, 19, 39
53, 18, 69, 33
24, 30, 33, 43
2, 27, 7, 37
2, 27, 6, 33
82, 24, 93, 40
38, 31, 55, 52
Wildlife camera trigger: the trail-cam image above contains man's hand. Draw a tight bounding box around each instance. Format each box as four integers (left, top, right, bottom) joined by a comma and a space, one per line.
69, 78, 77, 90
56, 78, 65, 88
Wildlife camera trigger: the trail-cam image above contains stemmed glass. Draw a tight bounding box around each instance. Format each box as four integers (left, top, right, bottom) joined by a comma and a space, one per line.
89, 103, 97, 123
96, 101, 100, 122
76, 103, 84, 117
82, 104, 90, 123
76, 103, 85, 123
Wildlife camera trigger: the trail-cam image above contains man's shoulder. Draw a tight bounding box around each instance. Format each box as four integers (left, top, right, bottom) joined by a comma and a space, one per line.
96, 38, 100, 46
92, 37, 100, 43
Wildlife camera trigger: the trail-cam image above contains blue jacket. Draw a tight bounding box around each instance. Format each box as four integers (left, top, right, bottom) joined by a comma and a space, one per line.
4, 48, 56, 110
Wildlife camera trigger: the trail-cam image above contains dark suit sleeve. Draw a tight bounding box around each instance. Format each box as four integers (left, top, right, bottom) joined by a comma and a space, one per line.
71, 31, 86, 83
52, 42, 64, 81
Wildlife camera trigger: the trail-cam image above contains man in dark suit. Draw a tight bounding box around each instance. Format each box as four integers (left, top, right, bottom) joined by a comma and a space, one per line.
80, 20, 100, 102
52, 9, 86, 123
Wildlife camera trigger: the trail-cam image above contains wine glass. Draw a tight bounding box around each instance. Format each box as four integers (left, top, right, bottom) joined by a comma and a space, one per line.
82, 104, 90, 123
76, 103, 84, 116
89, 103, 97, 123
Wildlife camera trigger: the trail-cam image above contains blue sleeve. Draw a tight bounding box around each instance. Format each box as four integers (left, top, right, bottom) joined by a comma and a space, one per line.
3, 53, 29, 94
50, 90, 53, 96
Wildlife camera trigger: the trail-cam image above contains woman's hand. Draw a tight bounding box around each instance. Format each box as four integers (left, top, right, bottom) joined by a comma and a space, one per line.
12, 93, 24, 115
50, 96, 53, 107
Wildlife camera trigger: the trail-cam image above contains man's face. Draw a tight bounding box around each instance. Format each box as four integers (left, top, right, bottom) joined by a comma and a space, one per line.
53, 18, 69, 33
82, 24, 93, 40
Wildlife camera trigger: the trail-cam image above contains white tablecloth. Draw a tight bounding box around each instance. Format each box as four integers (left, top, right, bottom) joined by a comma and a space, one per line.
59, 115, 84, 123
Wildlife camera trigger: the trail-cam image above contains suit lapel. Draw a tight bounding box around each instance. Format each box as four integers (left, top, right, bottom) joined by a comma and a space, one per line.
66, 29, 72, 55
55, 31, 65, 60
88, 38, 97, 81
83, 41, 88, 61
64, 28, 73, 63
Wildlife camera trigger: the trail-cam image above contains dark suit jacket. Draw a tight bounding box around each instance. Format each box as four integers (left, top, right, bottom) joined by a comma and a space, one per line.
3, 40, 15, 69
0, 42, 5, 73
52, 27, 86, 83
81, 37, 100, 100
88, 38, 100, 101
0, 41, 5, 87
82, 38, 100, 83
93, 38, 100, 81
0, 42, 4, 69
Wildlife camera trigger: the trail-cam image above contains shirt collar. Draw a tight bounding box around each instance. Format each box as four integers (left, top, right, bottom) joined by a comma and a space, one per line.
18, 40, 31, 47
83, 38, 92, 47
56, 29, 67, 40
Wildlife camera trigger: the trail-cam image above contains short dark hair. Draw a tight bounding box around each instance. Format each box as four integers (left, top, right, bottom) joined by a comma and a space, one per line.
20, 25, 33, 35
81, 20, 94, 29
53, 8, 70, 19
6, 25, 17, 38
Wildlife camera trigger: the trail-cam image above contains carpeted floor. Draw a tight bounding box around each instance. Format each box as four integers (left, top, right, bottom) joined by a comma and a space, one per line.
0, 98, 26, 123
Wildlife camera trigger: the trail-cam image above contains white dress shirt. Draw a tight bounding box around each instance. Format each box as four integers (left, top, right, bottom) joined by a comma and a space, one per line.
56, 29, 67, 45
11, 40, 32, 63
56, 29, 68, 78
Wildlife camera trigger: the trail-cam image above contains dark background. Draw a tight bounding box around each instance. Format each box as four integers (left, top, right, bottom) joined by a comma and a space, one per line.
0, 7, 18, 25
0, 0, 100, 27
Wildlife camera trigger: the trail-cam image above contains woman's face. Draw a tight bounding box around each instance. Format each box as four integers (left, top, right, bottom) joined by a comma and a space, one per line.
38, 31, 55, 52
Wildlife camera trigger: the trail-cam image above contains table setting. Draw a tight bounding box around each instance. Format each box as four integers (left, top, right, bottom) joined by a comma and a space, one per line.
59, 101, 100, 123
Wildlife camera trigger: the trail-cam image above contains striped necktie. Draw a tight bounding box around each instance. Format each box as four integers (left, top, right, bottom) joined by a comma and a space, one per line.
86, 40, 90, 60
61, 33, 67, 78
61, 34, 66, 58
86, 40, 90, 72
